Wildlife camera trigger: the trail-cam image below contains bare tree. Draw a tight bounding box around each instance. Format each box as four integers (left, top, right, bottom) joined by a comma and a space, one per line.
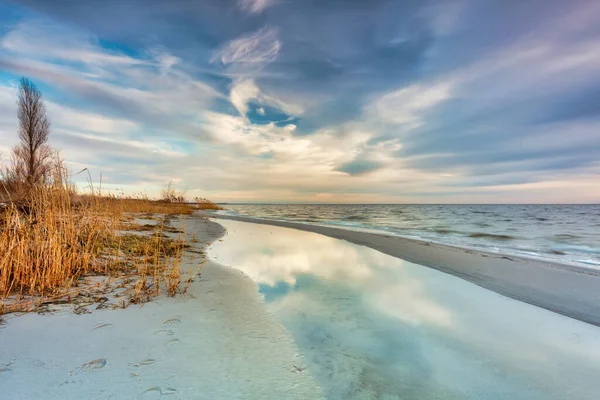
15, 77, 52, 187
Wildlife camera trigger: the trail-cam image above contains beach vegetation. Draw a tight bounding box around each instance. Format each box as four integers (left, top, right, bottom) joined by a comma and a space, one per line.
161, 181, 187, 203
194, 196, 223, 210
0, 77, 220, 315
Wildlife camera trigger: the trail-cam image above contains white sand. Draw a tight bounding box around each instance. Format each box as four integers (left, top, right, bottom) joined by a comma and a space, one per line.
0, 218, 324, 400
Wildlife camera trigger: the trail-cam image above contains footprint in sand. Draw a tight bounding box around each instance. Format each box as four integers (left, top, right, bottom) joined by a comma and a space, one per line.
139, 386, 162, 399
92, 323, 114, 331
131, 358, 155, 367
153, 329, 175, 336
165, 338, 181, 349
163, 317, 181, 326
162, 387, 178, 396
140, 386, 178, 399
80, 358, 107, 372
0, 360, 14, 373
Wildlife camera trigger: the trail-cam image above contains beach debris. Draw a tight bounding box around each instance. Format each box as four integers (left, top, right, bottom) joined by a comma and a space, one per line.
291, 365, 304, 373
92, 323, 114, 330
163, 317, 181, 325
73, 305, 92, 315
81, 358, 107, 372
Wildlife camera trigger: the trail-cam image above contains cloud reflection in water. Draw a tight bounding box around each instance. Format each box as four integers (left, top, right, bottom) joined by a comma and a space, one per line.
208, 220, 600, 400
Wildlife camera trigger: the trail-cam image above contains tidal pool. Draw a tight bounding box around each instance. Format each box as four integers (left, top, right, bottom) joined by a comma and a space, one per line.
208, 220, 600, 400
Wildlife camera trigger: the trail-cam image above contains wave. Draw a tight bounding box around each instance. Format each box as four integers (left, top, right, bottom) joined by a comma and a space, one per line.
577, 259, 600, 266
432, 228, 461, 235
282, 213, 299, 218
550, 250, 567, 255
344, 215, 368, 221
552, 234, 581, 240
552, 244, 600, 255
468, 233, 517, 241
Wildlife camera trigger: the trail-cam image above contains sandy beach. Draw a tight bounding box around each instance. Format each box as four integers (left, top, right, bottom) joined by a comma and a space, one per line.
0, 218, 324, 400
2, 214, 600, 399
210, 213, 600, 327
1, 1, 599, 398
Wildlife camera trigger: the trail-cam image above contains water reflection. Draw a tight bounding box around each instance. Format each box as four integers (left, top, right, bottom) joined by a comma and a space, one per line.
208, 220, 600, 400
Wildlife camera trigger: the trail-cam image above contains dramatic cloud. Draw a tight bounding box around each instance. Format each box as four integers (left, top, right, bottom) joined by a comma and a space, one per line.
0, 0, 598, 202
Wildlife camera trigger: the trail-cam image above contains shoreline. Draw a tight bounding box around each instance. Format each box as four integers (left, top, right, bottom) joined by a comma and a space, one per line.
206, 213, 600, 327
214, 212, 599, 271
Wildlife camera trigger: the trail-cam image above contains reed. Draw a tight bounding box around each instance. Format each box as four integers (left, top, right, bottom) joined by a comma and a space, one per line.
0, 171, 111, 299
194, 197, 223, 210
0, 170, 214, 314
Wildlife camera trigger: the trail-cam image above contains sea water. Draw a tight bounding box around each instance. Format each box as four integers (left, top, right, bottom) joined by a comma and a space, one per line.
218, 204, 600, 267
208, 220, 600, 400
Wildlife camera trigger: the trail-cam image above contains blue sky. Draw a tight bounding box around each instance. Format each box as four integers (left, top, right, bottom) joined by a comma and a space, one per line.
0, 0, 599, 203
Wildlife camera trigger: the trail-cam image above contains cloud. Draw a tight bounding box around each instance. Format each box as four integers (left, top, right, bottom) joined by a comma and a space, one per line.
230, 79, 260, 118
336, 159, 384, 176
229, 78, 303, 121
212, 26, 281, 75
238, 0, 277, 15
2, 0, 600, 202
366, 81, 453, 127
150, 50, 182, 75
47, 102, 139, 136
0, 21, 222, 144
1, 21, 147, 68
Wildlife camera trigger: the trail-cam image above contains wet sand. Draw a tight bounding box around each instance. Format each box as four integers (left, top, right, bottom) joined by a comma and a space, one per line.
209, 218, 600, 400
209, 213, 600, 326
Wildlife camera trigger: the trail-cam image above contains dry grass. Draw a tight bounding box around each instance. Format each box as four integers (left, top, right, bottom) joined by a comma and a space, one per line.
0, 173, 215, 315
194, 197, 223, 210
0, 181, 111, 298
80, 195, 196, 215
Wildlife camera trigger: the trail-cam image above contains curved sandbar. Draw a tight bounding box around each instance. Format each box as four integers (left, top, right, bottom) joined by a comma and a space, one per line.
206, 212, 600, 327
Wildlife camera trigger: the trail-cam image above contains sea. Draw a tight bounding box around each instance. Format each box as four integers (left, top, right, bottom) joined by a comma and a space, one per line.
217, 204, 600, 268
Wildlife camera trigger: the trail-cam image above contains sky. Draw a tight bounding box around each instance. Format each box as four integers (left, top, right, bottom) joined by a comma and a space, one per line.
0, 0, 599, 203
